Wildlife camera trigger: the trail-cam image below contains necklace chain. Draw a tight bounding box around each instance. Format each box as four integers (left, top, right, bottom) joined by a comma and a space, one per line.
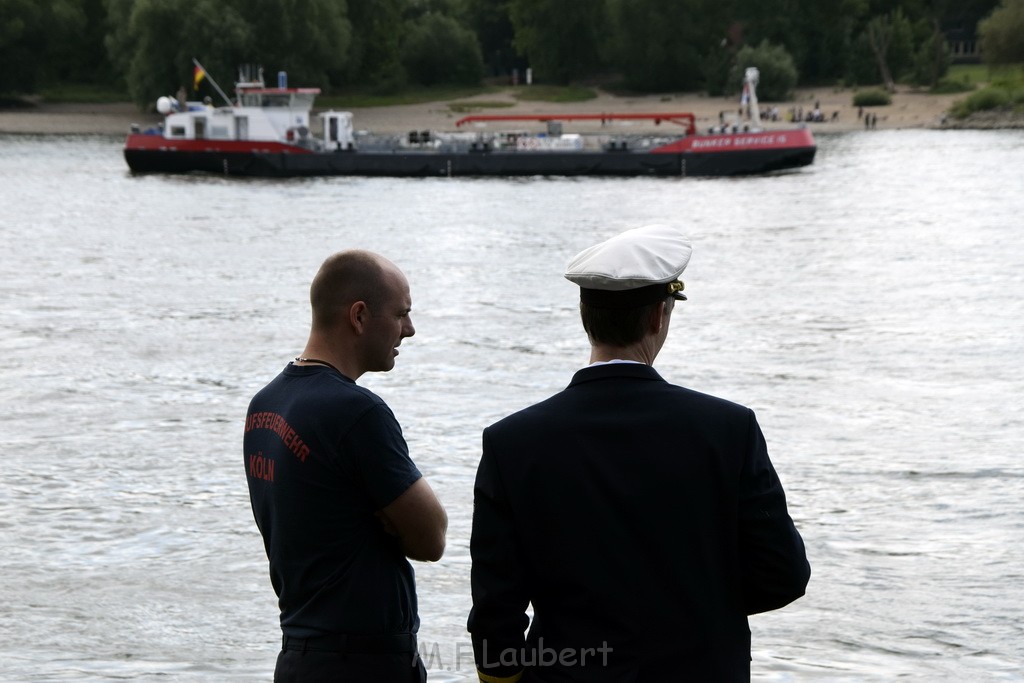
294, 357, 341, 374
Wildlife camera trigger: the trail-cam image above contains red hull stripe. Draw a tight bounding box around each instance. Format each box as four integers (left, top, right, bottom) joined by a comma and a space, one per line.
124, 134, 313, 155
652, 128, 815, 154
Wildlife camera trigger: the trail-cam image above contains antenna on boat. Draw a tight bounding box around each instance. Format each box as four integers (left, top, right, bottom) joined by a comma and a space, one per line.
192, 57, 233, 107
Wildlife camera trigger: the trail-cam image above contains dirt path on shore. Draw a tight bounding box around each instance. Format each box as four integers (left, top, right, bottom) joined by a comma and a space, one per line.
0, 85, 966, 137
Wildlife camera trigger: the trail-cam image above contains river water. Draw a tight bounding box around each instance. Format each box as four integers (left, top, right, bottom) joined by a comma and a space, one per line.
1, 129, 1022, 681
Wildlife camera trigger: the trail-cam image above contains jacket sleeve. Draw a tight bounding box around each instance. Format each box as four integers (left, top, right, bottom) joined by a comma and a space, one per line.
737, 409, 811, 615
467, 426, 530, 681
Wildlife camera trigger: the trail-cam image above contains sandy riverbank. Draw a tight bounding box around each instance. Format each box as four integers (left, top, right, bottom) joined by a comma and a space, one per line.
0, 85, 977, 137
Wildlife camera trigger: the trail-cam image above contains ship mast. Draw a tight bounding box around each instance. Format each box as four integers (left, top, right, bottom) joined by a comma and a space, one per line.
743, 67, 762, 130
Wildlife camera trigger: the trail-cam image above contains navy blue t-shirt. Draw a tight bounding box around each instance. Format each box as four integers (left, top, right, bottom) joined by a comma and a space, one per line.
244, 364, 422, 637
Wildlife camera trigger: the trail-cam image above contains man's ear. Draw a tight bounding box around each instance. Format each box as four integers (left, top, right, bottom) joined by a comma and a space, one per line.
649, 301, 666, 335
349, 301, 369, 333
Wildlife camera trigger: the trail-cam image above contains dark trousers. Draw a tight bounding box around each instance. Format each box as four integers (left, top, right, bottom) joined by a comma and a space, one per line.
275, 650, 426, 682
275, 634, 427, 683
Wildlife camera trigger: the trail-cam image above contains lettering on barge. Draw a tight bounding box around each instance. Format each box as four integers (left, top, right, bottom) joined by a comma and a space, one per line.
690, 134, 788, 149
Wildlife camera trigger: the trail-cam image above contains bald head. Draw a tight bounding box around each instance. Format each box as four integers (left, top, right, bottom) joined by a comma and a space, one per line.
309, 250, 401, 330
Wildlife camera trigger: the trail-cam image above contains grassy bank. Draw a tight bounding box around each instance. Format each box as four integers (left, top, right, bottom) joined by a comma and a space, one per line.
38, 83, 131, 103
947, 65, 1024, 119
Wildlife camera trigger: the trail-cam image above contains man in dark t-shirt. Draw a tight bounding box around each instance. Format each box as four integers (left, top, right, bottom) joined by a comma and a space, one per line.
244, 250, 447, 682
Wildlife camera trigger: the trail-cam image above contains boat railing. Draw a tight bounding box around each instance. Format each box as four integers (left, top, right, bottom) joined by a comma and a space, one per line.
455, 112, 697, 136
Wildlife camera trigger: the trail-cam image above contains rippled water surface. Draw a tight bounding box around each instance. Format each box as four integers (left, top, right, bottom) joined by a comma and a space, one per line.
2, 130, 1023, 681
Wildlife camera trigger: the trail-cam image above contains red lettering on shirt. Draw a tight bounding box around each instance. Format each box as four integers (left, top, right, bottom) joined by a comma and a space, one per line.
245, 411, 310, 463
248, 451, 275, 483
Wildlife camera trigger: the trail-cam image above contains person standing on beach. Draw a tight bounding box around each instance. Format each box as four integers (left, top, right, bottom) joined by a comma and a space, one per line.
467, 225, 810, 682
244, 250, 447, 682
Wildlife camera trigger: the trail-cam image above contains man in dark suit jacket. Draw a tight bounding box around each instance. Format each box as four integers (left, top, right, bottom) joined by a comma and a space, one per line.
468, 225, 810, 682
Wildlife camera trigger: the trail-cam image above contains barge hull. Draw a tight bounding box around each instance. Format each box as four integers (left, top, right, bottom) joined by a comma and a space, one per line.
124, 147, 816, 178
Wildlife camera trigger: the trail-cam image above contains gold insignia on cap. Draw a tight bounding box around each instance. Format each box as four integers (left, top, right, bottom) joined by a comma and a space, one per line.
667, 280, 684, 294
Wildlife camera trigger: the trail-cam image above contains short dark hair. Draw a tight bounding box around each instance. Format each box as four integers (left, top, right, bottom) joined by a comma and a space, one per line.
579, 299, 663, 346
309, 250, 390, 329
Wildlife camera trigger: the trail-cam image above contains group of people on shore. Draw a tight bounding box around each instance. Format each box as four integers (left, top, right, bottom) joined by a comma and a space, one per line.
788, 101, 841, 124
243, 225, 811, 682
722, 101, 841, 128
860, 107, 881, 129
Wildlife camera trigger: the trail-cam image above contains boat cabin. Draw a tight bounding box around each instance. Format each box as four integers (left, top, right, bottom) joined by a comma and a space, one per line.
320, 111, 355, 149
156, 76, 322, 145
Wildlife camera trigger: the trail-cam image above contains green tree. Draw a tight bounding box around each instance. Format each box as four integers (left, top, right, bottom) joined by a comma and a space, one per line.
609, 0, 728, 92
862, 9, 915, 90
463, 0, 518, 76
978, 0, 1024, 65
104, 0, 350, 109
401, 12, 483, 85
887, 10, 915, 80
728, 40, 797, 100
910, 19, 949, 87
105, 0, 251, 108
847, 31, 880, 85
865, 12, 895, 90
933, 0, 1001, 37
241, 0, 352, 87
508, 0, 608, 83
730, 0, 800, 48
727, 0, 868, 85
346, 0, 406, 89
51, 0, 114, 83
788, 0, 865, 84
0, 0, 87, 95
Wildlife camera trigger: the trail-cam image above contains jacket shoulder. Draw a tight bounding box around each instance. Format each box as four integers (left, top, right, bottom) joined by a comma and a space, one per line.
484, 375, 753, 437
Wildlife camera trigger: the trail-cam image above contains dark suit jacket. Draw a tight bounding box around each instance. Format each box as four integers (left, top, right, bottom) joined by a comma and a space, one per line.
468, 363, 810, 682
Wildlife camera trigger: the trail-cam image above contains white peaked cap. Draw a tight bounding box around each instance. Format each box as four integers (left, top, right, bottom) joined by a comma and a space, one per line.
564, 225, 692, 307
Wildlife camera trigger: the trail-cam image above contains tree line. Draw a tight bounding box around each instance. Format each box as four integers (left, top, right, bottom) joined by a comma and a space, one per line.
0, 0, 1017, 108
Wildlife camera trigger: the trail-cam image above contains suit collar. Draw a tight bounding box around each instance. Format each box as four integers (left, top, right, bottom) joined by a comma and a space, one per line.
568, 362, 665, 388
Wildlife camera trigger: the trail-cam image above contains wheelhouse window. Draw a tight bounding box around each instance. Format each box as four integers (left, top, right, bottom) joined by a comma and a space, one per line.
262, 95, 290, 108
